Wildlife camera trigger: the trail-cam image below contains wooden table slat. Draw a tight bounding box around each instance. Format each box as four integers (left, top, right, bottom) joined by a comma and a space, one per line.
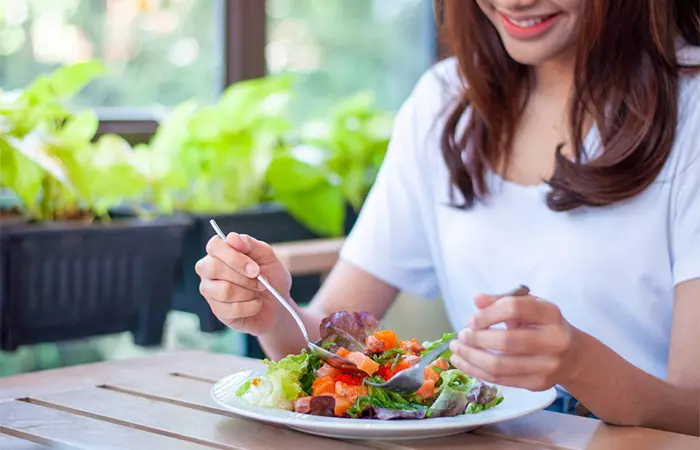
0, 433, 49, 450
0, 351, 260, 402
30, 386, 371, 450
0, 401, 209, 450
476, 410, 700, 450
2, 351, 697, 450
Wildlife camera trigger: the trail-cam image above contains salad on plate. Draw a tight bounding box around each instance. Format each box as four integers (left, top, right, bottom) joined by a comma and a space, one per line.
235, 311, 504, 420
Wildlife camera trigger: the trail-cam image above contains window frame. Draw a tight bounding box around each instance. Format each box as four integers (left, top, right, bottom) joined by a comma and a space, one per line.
96, 0, 441, 144
96, 0, 267, 143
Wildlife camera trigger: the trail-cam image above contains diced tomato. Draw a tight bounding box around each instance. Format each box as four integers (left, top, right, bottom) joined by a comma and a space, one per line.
335, 347, 351, 358
293, 396, 313, 414
316, 363, 341, 379
312, 376, 335, 396
372, 330, 398, 350
347, 351, 379, 376
318, 393, 353, 417
378, 355, 421, 381
433, 358, 450, 370
334, 382, 367, 403
334, 372, 363, 386
399, 338, 424, 354
416, 379, 436, 399
378, 359, 410, 381
424, 358, 450, 381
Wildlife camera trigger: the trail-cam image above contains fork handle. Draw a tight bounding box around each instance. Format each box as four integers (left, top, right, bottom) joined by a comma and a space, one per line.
418, 340, 453, 368
418, 286, 529, 368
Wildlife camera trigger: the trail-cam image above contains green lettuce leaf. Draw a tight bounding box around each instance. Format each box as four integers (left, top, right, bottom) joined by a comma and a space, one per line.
465, 396, 504, 413
421, 332, 457, 362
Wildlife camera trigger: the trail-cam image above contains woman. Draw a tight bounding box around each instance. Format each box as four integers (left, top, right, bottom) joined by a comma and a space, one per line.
196, 0, 700, 435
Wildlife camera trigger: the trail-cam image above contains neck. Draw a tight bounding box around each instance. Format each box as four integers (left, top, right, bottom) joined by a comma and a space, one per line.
532, 57, 576, 99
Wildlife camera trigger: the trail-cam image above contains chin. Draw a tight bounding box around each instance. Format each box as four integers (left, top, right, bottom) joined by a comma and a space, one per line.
501, 39, 573, 66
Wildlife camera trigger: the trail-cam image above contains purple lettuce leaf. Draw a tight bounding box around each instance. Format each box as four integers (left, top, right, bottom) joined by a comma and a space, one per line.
318, 311, 381, 352
466, 381, 498, 405
429, 386, 469, 418
308, 396, 336, 417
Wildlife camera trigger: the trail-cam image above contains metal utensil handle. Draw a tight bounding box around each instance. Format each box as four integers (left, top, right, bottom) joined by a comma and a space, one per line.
419, 285, 529, 367
209, 220, 310, 343
419, 339, 453, 368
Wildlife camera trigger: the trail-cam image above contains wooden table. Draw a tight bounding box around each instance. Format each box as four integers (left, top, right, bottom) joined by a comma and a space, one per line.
0, 351, 697, 449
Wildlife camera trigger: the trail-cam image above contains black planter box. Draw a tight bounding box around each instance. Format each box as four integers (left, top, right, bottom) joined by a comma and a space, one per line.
0, 216, 191, 351
172, 203, 358, 358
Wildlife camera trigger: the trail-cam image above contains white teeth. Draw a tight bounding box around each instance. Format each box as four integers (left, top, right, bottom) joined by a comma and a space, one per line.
509, 16, 549, 27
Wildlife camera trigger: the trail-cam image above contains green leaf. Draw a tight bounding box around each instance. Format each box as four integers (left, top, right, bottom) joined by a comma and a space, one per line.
341, 164, 366, 211
236, 379, 253, 397
150, 100, 199, 155
0, 136, 44, 217
266, 154, 327, 193
60, 110, 99, 144
421, 333, 457, 362
274, 183, 345, 237
38, 60, 107, 100
219, 74, 294, 127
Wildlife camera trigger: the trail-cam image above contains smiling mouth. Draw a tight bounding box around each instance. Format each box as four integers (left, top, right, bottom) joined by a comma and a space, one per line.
504, 14, 559, 28
497, 12, 561, 39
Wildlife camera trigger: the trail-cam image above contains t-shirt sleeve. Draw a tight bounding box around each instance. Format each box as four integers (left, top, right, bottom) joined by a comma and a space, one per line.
339, 74, 441, 299
670, 75, 700, 286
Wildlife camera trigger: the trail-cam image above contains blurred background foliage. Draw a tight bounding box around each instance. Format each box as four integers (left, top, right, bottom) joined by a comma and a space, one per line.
0, 0, 433, 116
0, 0, 436, 377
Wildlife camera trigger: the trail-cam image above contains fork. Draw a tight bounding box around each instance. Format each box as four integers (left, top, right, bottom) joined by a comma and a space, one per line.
209, 219, 362, 373
364, 285, 531, 394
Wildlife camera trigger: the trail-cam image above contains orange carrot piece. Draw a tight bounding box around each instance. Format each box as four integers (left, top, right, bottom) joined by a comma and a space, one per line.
347, 351, 379, 375
416, 379, 436, 398
312, 376, 335, 396
335, 347, 351, 358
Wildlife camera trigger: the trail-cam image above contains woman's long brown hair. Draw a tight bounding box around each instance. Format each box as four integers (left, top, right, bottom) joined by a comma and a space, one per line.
437, 0, 700, 211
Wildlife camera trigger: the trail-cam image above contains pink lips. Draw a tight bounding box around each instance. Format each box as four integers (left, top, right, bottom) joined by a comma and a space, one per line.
499, 12, 560, 40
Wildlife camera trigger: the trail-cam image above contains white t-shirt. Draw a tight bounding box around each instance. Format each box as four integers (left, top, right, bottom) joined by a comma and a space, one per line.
340, 46, 700, 381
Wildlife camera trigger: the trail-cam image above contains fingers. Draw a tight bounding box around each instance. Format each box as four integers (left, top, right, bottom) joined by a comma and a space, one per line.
469, 295, 561, 330
449, 339, 560, 380
448, 354, 552, 391
226, 232, 278, 266
195, 255, 260, 291
457, 327, 569, 355
208, 297, 263, 321
206, 235, 260, 278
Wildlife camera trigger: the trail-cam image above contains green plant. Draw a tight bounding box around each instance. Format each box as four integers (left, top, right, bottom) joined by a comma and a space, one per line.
0, 61, 150, 221
139, 74, 294, 215
266, 91, 393, 236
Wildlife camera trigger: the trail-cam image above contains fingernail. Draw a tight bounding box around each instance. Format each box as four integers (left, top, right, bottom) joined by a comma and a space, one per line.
245, 263, 258, 277
242, 234, 256, 252
449, 340, 459, 353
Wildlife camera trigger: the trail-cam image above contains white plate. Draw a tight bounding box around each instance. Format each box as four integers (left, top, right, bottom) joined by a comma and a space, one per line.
211, 370, 557, 440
